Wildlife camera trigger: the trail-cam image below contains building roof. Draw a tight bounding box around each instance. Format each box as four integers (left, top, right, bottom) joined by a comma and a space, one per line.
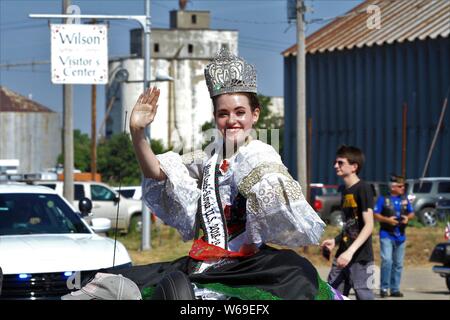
0, 86, 55, 113
283, 0, 450, 56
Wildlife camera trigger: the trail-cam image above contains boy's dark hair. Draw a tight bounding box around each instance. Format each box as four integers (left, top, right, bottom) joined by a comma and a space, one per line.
336, 145, 365, 174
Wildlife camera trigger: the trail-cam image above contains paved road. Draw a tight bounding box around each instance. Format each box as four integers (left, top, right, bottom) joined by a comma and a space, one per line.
317, 266, 450, 300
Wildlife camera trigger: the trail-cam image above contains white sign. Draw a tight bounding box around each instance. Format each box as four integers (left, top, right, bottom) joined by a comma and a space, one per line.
51, 24, 108, 84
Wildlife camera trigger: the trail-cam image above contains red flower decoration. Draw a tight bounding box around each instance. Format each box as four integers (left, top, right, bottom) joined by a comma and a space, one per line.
220, 159, 229, 173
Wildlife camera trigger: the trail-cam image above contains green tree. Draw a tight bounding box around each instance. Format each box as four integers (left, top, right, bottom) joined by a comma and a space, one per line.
57, 129, 91, 172
254, 95, 284, 156
97, 133, 167, 186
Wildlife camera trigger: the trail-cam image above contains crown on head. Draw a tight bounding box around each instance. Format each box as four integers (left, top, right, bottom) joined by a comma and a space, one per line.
204, 47, 257, 98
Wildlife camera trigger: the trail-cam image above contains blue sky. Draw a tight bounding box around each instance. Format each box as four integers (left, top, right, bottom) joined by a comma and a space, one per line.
0, 0, 363, 135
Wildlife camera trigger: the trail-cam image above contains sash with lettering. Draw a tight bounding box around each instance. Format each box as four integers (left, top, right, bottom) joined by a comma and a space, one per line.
188, 150, 254, 271
199, 152, 226, 249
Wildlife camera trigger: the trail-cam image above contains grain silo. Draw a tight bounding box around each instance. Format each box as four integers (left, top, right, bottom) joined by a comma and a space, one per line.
0, 86, 61, 174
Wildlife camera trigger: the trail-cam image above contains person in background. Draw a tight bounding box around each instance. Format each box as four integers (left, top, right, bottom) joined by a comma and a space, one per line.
374, 174, 414, 298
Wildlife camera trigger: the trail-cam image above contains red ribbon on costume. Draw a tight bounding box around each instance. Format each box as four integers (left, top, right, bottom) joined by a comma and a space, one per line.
188, 238, 256, 260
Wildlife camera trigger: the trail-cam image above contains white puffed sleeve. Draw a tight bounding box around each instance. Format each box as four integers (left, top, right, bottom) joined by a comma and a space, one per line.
233, 141, 326, 247
142, 151, 203, 241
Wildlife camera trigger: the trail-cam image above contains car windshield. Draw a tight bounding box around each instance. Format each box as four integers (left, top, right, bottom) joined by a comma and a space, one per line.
0, 193, 91, 235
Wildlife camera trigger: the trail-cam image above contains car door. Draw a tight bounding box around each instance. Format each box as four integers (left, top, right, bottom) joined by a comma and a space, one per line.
89, 184, 124, 229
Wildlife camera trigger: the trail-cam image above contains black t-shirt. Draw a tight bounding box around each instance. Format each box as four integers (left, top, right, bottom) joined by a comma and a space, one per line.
335, 180, 374, 263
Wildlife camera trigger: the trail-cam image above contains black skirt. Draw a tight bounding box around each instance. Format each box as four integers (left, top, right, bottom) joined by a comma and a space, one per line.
100, 245, 336, 300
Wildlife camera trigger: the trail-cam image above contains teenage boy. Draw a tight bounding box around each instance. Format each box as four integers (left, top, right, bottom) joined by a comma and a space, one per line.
321, 145, 375, 300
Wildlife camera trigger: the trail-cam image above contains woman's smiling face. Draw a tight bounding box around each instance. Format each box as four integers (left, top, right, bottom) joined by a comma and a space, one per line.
214, 93, 260, 144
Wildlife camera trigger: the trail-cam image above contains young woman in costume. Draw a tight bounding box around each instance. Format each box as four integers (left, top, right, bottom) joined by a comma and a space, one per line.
121, 48, 343, 300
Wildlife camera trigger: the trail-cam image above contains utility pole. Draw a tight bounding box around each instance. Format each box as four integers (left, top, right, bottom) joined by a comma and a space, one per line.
141, 0, 152, 251
307, 117, 312, 203
296, 0, 307, 198
91, 18, 97, 182
91, 76, 97, 181
63, 0, 74, 203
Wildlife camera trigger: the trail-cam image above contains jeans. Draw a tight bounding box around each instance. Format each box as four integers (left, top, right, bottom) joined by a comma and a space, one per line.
380, 237, 405, 293
328, 259, 375, 300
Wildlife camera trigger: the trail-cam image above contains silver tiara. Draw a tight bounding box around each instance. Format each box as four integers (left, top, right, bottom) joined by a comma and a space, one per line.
204, 47, 257, 98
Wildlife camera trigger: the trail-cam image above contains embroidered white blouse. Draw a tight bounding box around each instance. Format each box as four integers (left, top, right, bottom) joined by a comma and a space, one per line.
142, 140, 325, 252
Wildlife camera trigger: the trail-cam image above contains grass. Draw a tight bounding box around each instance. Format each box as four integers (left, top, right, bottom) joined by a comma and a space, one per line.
108, 221, 447, 267
108, 221, 193, 265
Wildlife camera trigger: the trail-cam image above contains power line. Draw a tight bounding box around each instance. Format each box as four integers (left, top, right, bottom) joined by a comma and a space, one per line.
241, 35, 293, 46
212, 16, 290, 25
305, 3, 369, 25
239, 44, 283, 54
239, 40, 289, 51
0, 68, 49, 74
0, 22, 48, 31
0, 61, 49, 69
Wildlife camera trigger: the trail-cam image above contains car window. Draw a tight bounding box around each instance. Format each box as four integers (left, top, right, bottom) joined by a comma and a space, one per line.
312, 188, 322, 197
91, 185, 116, 201
74, 184, 85, 200
0, 193, 90, 235
323, 188, 338, 195
413, 182, 432, 193
118, 189, 135, 198
438, 182, 450, 193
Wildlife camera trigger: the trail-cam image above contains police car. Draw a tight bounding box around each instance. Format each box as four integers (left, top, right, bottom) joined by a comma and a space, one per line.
0, 184, 131, 299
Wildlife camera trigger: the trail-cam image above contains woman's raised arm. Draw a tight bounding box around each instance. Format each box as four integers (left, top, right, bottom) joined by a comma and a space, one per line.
129, 86, 167, 181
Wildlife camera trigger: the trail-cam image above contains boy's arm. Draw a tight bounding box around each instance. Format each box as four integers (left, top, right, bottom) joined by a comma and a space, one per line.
347, 209, 374, 254
336, 208, 374, 268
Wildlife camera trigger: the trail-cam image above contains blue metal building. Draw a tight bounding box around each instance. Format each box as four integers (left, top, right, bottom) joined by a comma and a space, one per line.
283, 0, 450, 184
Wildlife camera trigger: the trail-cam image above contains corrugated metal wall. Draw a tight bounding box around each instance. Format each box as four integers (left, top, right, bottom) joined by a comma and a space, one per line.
0, 112, 61, 173
284, 36, 450, 184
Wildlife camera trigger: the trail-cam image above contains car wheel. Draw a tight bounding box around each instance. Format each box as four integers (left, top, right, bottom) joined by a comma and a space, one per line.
446, 275, 450, 292
418, 207, 437, 227
330, 211, 344, 229
129, 213, 142, 234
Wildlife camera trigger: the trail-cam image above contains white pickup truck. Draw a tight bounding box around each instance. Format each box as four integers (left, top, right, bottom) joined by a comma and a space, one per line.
33, 181, 142, 234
